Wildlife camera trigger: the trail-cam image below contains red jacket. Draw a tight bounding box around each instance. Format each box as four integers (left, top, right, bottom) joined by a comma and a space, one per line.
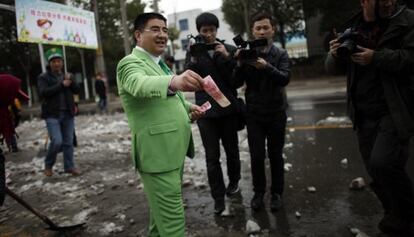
0, 74, 29, 147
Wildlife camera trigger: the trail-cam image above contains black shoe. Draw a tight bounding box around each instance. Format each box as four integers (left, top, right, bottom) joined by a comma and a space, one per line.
214, 199, 225, 214
270, 194, 283, 212
226, 182, 240, 196
251, 193, 264, 211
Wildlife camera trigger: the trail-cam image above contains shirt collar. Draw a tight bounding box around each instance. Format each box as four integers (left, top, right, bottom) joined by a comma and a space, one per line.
135, 46, 161, 64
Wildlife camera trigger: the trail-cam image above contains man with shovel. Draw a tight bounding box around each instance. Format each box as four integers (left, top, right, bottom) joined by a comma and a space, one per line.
0, 76, 85, 232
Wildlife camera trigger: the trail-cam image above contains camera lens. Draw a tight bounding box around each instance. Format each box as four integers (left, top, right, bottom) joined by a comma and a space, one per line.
337, 39, 357, 58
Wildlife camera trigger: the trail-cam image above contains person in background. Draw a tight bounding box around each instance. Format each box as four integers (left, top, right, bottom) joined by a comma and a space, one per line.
164, 55, 175, 71
0, 74, 29, 205
326, 0, 414, 235
94, 72, 108, 113
37, 47, 81, 177
8, 98, 22, 152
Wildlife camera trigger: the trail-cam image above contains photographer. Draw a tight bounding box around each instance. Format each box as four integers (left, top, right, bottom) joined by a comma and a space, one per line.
184, 12, 241, 214
326, 0, 414, 235
37, 48, 81, 177
232, 13, 290, 212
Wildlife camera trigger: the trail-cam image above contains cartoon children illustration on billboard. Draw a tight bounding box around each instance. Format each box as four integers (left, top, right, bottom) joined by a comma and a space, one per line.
37, 19, 53, 41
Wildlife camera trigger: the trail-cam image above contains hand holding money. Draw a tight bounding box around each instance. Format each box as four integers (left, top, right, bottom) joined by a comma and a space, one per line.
170, 70, 204, 92
190, 103, 207, 121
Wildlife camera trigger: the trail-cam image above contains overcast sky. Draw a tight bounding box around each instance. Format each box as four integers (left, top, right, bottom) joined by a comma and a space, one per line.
144, 0, 223, 15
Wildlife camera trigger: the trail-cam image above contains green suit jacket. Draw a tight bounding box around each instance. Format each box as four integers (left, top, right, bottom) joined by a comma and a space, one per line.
117, 48, 194, 173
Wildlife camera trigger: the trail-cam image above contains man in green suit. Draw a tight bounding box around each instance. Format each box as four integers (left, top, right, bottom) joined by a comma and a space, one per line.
117, 13, 204, 237
117, 12, 205, 237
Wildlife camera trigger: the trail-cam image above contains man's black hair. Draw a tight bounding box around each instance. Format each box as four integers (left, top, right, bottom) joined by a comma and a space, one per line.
196, 12, 219, 32
134, 12, 167, 31
250, 12, 276, 29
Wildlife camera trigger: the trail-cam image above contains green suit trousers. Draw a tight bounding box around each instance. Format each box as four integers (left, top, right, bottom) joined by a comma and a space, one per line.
140, 166, 184, 237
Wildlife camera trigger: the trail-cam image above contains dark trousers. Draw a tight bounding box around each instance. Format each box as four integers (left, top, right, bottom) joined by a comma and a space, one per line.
98, 96, 107, 112
356, 115, 414, 220
246, 111, 287, 195
197, 115, 241, 201
11, 135, 18, 151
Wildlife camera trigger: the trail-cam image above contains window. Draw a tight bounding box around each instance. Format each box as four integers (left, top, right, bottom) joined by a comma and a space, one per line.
181, 39, 189, 51
179, 19, 188, 31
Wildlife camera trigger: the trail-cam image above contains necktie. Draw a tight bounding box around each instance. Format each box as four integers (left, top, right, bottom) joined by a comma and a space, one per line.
158, 60, 171, 75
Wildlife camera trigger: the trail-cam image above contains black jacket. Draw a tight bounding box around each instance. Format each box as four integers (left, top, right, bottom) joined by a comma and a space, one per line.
37, 71, 80, 118
185, 42, 238, 118
95, 80, 106, 98
325, 7, 414, 139
232, 45, 290, 117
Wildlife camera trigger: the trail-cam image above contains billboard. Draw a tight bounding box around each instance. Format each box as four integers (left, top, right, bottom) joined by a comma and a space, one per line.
15, 0, 98, 49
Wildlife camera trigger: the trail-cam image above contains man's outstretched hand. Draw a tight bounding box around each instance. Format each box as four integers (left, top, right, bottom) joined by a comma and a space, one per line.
170, 70, 204, 92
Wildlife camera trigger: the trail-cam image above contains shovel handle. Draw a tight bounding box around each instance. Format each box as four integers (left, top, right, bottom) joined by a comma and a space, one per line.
5, 187, 58, 228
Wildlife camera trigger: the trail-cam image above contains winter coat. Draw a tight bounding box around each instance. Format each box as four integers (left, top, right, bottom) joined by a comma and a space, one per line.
232, 45, 290, 118
325, 7, 414, 139
37, 71, 80, 118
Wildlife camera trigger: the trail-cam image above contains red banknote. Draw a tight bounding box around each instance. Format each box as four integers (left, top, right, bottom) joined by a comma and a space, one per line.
199, 101, 212, 112
203, 75, 231, 107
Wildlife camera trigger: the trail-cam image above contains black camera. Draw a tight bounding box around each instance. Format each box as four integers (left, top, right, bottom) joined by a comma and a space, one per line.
336, 28, 363, 58
187, 34, 219, 57
233, 35, 268, 63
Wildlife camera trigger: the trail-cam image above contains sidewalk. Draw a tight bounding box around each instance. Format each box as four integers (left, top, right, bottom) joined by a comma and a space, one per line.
287, 76, 346, 99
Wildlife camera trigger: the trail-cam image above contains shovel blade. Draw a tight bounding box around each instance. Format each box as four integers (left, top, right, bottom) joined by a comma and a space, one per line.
46, 222, 86, 231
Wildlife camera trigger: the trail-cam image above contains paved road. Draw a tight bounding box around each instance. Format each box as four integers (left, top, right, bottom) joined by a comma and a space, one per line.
2, 77, 413, 237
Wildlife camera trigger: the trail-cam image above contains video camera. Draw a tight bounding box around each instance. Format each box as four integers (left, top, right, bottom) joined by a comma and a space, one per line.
187, 34, 219, 58
233, 35, 268, 63
336, 28, 364, 58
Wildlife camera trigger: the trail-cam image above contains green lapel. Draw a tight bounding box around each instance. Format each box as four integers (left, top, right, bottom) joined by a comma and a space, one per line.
132, 48, 165, 76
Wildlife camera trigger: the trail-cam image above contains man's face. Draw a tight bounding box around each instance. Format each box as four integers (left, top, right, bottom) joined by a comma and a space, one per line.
199, 25, 217, 44
361, 0, 376, 21
378, 0, 397, 18
252, 18, 275, 43
135, 18, 168, 56
49, 58, 63, 73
